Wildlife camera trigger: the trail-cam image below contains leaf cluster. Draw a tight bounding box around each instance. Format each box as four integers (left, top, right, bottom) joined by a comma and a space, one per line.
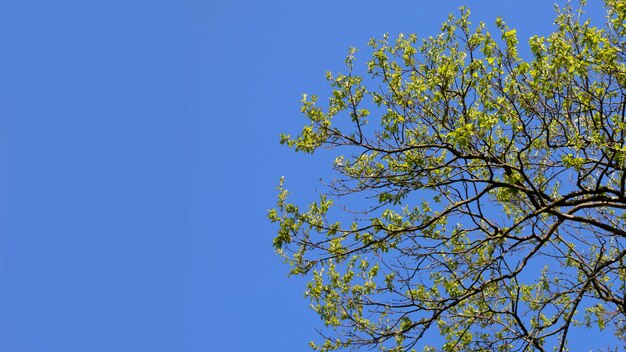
271, 2, 626, 351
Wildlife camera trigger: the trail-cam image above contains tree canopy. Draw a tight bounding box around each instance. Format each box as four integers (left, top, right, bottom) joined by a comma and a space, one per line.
269, 1, 626, 351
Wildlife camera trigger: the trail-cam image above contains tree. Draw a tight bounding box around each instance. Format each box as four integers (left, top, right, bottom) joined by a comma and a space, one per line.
269, 1, 626, 351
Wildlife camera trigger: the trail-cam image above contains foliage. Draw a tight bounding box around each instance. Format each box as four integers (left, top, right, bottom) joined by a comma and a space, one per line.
270, 1, 626, 351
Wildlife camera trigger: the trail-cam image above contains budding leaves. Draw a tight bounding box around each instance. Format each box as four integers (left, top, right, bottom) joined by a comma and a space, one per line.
271, 3, 626, 351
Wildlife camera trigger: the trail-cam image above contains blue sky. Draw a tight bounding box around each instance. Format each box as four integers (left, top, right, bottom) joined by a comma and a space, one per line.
0, 1, 612, 351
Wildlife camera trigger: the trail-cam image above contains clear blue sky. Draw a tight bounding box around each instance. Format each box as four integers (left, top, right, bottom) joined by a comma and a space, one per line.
0, 1, 610, 351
